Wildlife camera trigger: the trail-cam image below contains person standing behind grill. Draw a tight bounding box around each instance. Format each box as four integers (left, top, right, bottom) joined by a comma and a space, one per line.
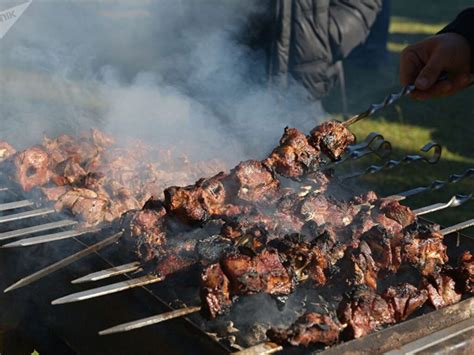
243, 0, 383, 102
400, 8, 474, 100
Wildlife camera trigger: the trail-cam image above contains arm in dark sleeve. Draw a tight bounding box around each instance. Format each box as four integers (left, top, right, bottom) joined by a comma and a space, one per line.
438, 8, 474, 50
328, 0, 383, 61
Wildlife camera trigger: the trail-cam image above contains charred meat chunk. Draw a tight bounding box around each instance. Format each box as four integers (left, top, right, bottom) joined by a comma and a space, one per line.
13, 147, 51, 192
423, 274, 462, 309
163, 172, 227, 225
381, 283, 427, 322
221, 249, 294, 296
264, 127, 319, 178
362, 226, 403, 274
267, 312, 341, 347
200, 263, 232, 319
402, 225, 448, 276
121, 207, 167, 262
380, 200, 416, 228
338, 285, 394, 339
349, 241, 379, 290
229, 160, 280, 203
309, 121, 355, 161
455, 251, 474, 294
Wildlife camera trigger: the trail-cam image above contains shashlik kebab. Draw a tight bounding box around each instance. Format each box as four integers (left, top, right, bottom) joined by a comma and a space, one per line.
267, 250, 473, 347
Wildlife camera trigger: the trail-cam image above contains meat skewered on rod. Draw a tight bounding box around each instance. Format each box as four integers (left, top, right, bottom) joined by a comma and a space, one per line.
49, 191, 472, 307
96, 215, 474, 337
58, 189, 474, 287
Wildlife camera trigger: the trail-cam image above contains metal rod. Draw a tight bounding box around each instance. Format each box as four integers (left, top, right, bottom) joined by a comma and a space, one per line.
3, 232, 123, 293
98, 306, 201, 335
0, 220, 78, 241
343, 84, 416, 127
233, 342, 283, 355
0, 207, 56, 224
0, 199, 34, 212
440, 219, 474, 236
342, 142, 442, 180
1, 227, 101, 248
71, 262, 142, 284
51, 274, 164, 305
0, 187, 8, 192
413, 193, 472, 216
388, 168, 474, 201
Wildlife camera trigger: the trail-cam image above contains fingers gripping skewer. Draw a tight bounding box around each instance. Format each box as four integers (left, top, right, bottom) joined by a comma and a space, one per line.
3, 232, 123, 293
98, 306, 202, 335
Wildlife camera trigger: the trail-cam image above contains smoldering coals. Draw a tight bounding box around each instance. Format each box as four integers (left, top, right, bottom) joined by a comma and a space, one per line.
0, 0, 326, 163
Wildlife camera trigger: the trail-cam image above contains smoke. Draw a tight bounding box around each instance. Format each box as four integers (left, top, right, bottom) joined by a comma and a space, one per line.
0, 0, 327, 164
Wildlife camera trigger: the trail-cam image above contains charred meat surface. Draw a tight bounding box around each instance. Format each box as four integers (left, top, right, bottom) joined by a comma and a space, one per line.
309, 121, 355, 161
455, 251, 474, 294
424, 273, 462, 309
220, 249, 294, 296
200, 263, 232, 319
264, 127, 319, 178
380, 199, 416, 228
338, 285, 394, 339
229, 160, 280, 203
381, 283, 427, 322
163, 173, 229, 225
267, 312, 341, 347
402, 224, 448, 276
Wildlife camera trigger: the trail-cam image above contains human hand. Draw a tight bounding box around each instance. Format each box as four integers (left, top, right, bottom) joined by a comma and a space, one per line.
400, 33, 474, 100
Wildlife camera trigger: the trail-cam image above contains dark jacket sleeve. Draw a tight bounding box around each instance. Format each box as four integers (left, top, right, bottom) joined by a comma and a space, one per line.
438, 8, 474, 50
328, 0, 383, 61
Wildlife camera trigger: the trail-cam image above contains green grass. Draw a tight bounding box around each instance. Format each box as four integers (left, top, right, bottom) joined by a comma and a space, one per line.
324, 0, 474, 233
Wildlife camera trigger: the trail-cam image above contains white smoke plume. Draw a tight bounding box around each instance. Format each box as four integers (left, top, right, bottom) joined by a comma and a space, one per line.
0, 0, 327, 165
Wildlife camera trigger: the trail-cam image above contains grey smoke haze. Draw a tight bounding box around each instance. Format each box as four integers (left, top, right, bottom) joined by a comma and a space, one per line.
0, 0, 326, 164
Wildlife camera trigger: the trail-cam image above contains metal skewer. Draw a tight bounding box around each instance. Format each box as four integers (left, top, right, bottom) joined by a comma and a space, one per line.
98, 306, 201, 335
413, 193, 473, 216
0, 207, 56, 224
1, 227, 101, 248
233, 342, 283, 355
51, 274, 164, 305
387, 168, 474, 201
343, 84, 416, 127
0, 219, 77, 241
0, 187, 8, 192
71, 261, 141, 284
3, 231, 122, 293
0, 199, 34, 212
342, 142, 442, 180
323, 132, 392, 170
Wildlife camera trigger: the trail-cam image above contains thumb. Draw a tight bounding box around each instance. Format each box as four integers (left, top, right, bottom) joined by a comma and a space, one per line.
415, 56, 444, 90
